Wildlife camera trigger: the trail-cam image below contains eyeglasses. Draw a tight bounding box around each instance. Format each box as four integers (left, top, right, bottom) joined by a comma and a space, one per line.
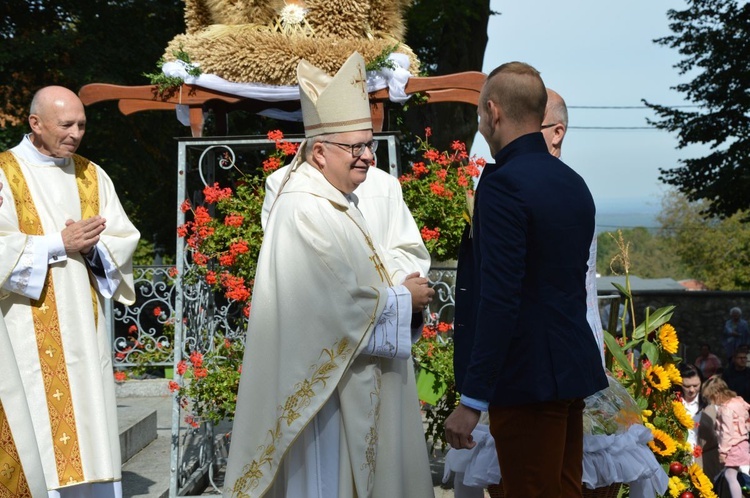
321, 140, 378, 157
540, 123, 559, 130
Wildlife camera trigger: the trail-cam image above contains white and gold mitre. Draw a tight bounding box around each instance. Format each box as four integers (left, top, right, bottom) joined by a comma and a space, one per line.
297, 52, 372, 138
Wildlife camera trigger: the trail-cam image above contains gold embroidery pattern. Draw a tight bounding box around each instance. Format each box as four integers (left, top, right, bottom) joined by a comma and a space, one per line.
350, 63, 367, 97
361, 360, 381, 483
0, 152, 40, 232
232, 339, 353, 497
344, 211, 392, 286
73, 155, 101, 328
0, 152, 102, 485
32, 281, 85, 483
73, 156, 99, 220
0, 401, 32, 498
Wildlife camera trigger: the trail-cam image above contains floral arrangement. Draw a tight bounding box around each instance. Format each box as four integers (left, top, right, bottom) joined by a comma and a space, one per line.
412, 318, 457, 451
399, 128, 483, 261
168, 334, 245, 427
166, 131, 297, 425
603, 231, 716, 498
177, 131, 297, 318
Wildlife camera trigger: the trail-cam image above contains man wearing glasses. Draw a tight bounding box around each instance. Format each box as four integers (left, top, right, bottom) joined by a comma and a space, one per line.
224, 52, 435, 498
262, 134, 430, 283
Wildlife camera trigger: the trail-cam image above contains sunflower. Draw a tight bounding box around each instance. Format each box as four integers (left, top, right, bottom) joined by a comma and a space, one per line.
664, 363, 682, 385
667, 475, 687, 498
672, 400, 696, 430
645, 364, 672, 391
689, 463, 718, 498
658, 323, 679, 354
648, 428, 678, 457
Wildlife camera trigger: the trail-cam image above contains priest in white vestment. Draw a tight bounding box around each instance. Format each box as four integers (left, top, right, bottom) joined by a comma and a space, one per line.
0, 86, 139, 497
223, 53, 436, 498
263, 158, 430, 282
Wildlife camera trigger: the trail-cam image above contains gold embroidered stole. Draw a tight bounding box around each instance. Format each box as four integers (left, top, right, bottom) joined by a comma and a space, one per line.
0, 151, 99, 486
0, 404, 32, 497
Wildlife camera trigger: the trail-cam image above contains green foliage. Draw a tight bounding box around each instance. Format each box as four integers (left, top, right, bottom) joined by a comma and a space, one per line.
597, 191, 750, 290
143, 47, 202, 97
644, 0, 750, 218
128, 321, 174, 377
169, 132, 297, 425
365, 43, 399, 72
174, 334, 244, 426
412, 321, 457, 452
658, 192, 750, 289
597, 227, 688, 280
398, 0, 493, 155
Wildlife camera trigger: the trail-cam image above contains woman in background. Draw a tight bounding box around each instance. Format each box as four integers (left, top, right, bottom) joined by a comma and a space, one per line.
702, 376, 750, 498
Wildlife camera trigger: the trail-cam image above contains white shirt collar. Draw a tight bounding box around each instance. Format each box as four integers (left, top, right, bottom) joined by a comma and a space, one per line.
12, 134, 70, 168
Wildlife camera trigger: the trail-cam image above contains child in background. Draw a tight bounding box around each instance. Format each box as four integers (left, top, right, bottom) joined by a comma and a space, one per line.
702, 376, 750, 498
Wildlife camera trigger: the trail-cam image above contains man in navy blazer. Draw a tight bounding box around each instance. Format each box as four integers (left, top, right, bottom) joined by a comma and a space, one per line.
445, 62, 607, 497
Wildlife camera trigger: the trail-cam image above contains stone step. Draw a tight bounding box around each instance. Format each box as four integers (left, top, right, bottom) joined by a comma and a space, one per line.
118, 401, 157, 463
117, 380, 174, 498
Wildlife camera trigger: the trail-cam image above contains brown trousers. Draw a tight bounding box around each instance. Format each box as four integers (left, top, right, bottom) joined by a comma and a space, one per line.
489, 398, 585, 498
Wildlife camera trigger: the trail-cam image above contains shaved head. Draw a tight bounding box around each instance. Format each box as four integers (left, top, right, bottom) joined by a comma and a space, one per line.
482, 62, 547, 126
28, 86, 86, 158
477, 61, 547, 154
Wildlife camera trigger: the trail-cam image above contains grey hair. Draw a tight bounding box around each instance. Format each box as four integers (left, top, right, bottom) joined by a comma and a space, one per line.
305, 133, 338, 162
731, 307, 742, 315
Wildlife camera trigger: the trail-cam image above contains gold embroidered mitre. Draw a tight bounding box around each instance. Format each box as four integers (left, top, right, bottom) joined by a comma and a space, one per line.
298, 52, 372, 138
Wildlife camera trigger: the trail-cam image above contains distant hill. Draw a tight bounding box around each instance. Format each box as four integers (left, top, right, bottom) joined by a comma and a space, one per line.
595, 197, 660, 234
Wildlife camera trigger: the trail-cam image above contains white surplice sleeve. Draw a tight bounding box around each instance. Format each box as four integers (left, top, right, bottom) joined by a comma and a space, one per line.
2, 232, 66, 300
362, 285, 419, 360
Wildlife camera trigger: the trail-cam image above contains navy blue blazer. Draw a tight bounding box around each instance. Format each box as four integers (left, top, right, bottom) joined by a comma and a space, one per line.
453, 133, 607, 407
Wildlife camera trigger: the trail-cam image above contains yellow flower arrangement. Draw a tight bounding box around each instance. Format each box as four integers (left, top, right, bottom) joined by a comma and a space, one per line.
603, 230, 716, 498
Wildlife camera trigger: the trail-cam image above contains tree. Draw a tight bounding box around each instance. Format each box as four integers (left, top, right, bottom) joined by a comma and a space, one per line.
402, 0, 493, 152
0, 0, 187, 257
644, 0, 750, 218
658, 192, 750, 290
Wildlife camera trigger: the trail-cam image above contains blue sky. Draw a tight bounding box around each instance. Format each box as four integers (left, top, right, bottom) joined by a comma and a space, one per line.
470, 0, 708, 219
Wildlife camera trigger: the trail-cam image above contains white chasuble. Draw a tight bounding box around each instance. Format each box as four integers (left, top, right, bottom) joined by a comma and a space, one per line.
224, 163, 433, 498
0, 141, 139, 495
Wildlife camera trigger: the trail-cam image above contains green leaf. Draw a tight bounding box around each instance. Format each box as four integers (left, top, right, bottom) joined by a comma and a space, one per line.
632, 306, 675, 340
641, 341, 660, 364
603, 331, 634, 378
610, 282, 631, 300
